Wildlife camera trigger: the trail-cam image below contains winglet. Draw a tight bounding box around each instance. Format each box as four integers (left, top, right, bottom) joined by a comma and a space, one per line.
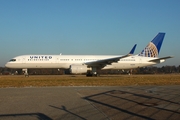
129, 44, 137, 55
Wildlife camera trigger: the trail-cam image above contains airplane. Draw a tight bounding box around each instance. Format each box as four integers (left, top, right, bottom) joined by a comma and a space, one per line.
5, 33, 173, 76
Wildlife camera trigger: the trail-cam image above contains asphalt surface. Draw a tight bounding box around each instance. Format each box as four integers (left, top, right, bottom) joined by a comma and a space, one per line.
0, 86, 180, 120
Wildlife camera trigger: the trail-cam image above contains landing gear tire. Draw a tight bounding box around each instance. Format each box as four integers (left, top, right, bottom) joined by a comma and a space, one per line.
22, 69, 29, 77
86, 73, 99, 77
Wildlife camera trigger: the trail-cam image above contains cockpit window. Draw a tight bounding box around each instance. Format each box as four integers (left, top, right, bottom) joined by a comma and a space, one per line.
10, 59, 16, 62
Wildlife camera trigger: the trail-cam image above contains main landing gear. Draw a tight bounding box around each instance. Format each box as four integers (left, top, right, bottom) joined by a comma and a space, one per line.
22, 69, 29, 77
86, 67, 99, 77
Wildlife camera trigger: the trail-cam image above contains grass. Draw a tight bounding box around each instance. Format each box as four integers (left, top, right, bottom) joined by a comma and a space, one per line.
0, 74, 180, 88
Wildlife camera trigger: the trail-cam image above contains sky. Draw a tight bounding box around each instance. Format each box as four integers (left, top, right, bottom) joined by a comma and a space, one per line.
0, 0, 180, 67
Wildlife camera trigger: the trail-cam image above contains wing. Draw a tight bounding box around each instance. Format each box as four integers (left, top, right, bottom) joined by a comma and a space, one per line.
85, 44, 137, 67
149, 56, 173, 62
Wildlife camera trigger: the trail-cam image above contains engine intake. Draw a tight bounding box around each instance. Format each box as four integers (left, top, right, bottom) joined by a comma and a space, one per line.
69, 64, 89, 74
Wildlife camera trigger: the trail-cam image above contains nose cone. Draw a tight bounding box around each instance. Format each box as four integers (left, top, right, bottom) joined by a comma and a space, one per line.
5, 63, 10, 68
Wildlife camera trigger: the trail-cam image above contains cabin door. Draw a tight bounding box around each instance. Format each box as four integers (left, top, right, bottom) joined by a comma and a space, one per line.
22, 57, 26, 63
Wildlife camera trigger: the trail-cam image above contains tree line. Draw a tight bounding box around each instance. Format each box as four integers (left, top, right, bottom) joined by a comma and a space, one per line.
0, 65, 180, 75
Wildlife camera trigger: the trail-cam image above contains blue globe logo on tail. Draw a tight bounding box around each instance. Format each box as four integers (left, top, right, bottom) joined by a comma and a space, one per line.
139, 42, 158, 57
138, 33, 165, 58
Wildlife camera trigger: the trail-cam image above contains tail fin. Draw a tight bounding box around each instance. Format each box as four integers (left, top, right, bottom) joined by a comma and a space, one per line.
138, 33, 165, 57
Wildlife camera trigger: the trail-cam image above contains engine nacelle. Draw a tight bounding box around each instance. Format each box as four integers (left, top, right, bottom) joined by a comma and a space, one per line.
69, 64, 89, 74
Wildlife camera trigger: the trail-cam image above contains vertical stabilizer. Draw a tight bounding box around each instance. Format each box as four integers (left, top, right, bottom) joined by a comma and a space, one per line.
138, 33, 165, 57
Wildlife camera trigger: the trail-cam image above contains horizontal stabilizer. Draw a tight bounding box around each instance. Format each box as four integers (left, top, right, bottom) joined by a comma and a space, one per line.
149, 56, 173, 62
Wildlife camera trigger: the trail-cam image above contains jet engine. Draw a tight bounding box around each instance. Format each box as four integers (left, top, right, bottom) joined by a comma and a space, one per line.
69, 64, 90, 74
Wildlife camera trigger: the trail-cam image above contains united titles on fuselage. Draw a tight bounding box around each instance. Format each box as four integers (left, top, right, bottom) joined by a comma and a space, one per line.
28, 56, 53, 61
30, 56, 52, 59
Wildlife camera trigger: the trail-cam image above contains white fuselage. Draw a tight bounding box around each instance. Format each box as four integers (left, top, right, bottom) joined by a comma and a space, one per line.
5, 55, 163, 69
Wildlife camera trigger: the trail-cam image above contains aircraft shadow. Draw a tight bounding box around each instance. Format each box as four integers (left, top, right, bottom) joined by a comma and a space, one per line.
49, 105, 86, 120
0, 113, 52, 120
83, 87, 180, 120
